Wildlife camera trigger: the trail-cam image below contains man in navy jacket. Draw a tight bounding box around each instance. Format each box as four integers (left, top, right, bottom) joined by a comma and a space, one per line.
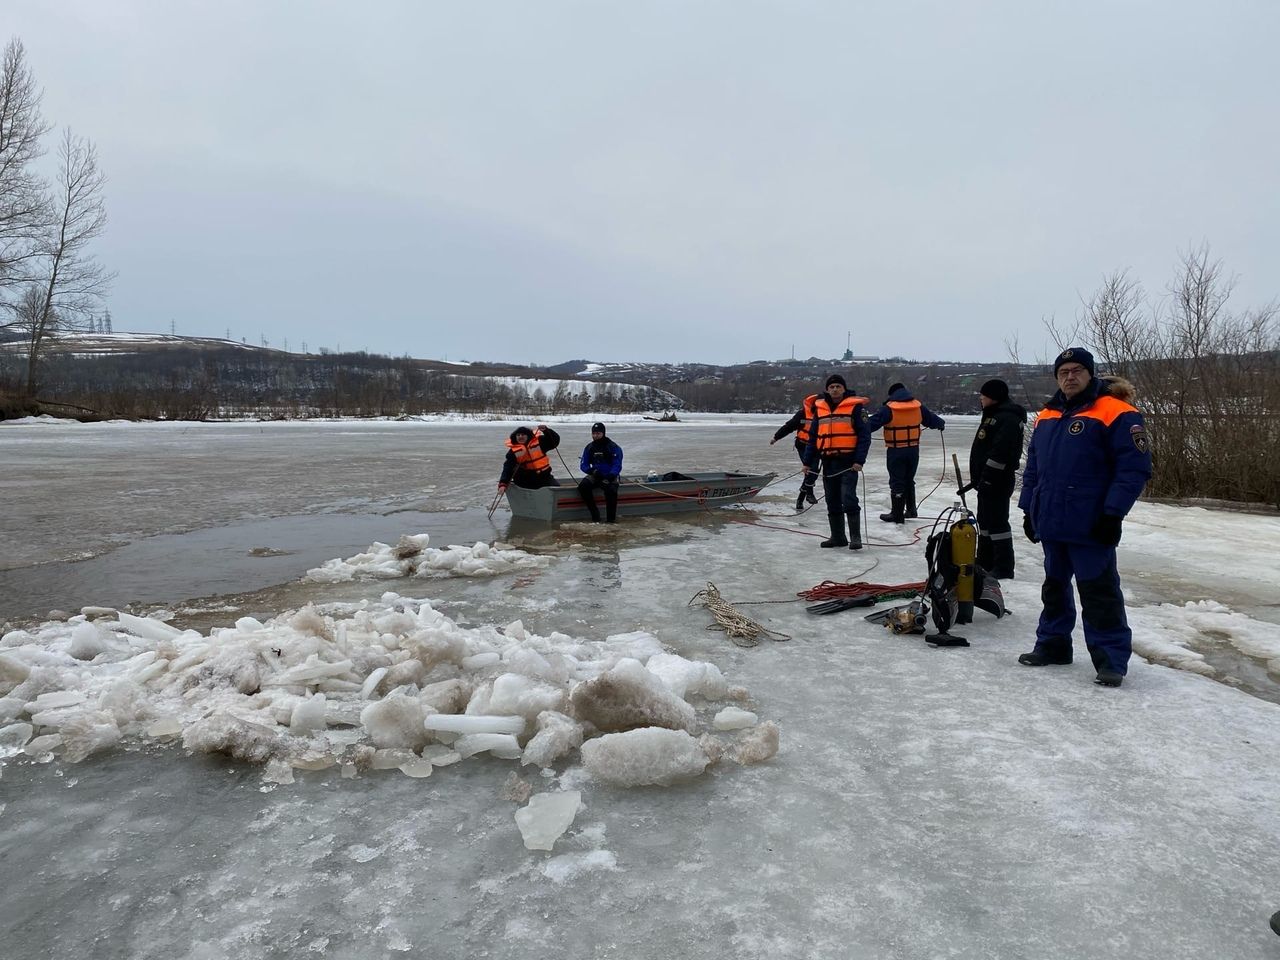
1017, 348, 1152, 687
577, 422, 624, 523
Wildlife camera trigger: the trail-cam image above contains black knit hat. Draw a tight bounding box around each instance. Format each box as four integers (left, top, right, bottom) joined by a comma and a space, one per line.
591, 421, 606, 434
825, 374, 847, 389
1053, 347, 1095, 378
887, 382, 905, 395
979, 379, 1010, 403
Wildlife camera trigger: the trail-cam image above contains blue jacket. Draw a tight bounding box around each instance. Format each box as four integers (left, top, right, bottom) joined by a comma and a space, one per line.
1018, 378, 1152, 544
866, 387, 946, 437
580, 438, 624, 478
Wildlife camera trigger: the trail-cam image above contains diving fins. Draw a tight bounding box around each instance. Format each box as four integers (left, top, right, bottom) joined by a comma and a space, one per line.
806, 596, 878, 616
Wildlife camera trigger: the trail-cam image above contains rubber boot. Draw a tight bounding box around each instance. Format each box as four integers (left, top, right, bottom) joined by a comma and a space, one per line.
905, 489, 918, 519
991, 538, 1015, 580
804, 481, 818, 505
820, 513, 848, 548
847, 510, 863, 550
879, 493, 905, 524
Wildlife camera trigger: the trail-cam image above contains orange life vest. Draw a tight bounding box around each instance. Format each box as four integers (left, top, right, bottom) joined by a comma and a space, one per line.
796, 394, 819, 445
506, 431, 551, 473
815, 394, 868, 455
883, 399, 923, 448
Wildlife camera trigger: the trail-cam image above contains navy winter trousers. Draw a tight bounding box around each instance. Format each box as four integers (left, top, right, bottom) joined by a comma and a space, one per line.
1034, 540, 1132, 675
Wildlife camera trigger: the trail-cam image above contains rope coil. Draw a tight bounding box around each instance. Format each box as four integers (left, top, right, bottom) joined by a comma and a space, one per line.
688, 582, 791, 647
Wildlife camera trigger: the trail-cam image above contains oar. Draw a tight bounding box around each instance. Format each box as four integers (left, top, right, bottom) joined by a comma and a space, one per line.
487, 486, 504, 520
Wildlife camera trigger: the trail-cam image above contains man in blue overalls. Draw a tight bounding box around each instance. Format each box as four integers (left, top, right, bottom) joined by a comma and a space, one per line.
1017, 348, 1152, 687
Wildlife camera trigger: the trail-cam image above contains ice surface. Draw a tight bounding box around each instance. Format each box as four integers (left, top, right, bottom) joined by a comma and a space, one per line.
424, 714, 525, 735
454, 733, 523, 759
514, 790, 582, 850
6, 416, 1280, 960
581, 728, 711, 786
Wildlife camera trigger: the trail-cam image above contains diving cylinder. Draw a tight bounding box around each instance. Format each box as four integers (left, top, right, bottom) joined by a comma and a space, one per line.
950, 517, 978, 624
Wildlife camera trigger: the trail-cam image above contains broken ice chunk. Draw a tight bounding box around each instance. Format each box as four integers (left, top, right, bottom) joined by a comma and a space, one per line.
453, 733, 522, 759
581, 728, 711, 787
423, 714, 525, 736
712, 707, 758, 731
514, 791, 582, 851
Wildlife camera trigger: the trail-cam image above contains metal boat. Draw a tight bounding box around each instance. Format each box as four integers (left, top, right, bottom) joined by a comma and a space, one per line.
503, 471, 775, 522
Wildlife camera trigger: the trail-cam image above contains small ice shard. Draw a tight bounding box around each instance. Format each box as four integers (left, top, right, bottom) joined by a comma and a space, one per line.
360, 693, 428, 750
712, 707, 758, 731
581, 728, 711, 787
370, 748, 418, 770
60, 711, 122, 763
732, 721, 780, 765
24, 733, 63, 756
461, 652, 501, 671
521, 711, 583, 768
423, 714, 525, 736
290, 694, 327, 734
0, 722, 34, 751
502, 772, 532, 803
68, 622, 110, 661
398, 759, 435, 778
27, 690, 87, 713
147, 719, 183, 738
503, 620, 527, 641
514, 791, 582, 851
454, 733, 522, 760
115, 612, 183, 643
263, 759, 295, 784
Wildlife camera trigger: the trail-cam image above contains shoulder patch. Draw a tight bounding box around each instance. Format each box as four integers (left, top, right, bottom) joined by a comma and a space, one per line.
976, 428, 987, 440
1130, 424, 1149, 453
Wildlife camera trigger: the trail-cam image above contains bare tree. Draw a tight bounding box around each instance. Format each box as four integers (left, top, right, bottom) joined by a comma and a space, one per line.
0, 37, 49, 291
12, 129, 113, 395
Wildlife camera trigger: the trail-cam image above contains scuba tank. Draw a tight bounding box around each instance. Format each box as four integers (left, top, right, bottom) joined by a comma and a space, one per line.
950, 510, 978, 625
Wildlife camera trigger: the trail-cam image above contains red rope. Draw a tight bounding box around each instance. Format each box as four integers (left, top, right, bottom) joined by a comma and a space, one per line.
797, 580, 926, 602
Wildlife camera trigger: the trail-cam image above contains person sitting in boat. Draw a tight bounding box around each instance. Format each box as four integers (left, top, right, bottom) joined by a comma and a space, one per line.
576, 421, 624, 523
498, 425, 561, 491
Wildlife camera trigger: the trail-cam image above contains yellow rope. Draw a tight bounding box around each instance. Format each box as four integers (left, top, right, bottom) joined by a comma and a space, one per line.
687, 582, 791, 647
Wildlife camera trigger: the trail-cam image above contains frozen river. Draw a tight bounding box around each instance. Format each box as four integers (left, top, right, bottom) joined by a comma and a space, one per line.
3, 414, 1280, 959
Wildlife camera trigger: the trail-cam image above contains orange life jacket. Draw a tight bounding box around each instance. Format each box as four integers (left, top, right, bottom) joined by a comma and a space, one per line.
883, 399, 923, 448
796, 394, 819, 445
506, 431, 551, 473
815, 394, 868, 455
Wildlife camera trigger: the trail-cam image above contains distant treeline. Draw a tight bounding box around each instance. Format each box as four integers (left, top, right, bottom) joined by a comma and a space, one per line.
0, 348, 681, 419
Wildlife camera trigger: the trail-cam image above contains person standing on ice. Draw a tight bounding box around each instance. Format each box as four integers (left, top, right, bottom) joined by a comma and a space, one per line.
957, 379, 1027, 580
576, 421, 624, 522
498, 425, 561, 492
1017, 348, 1151, 688
865, 382, 946, 524
803, 373, 871, 549
770, 390, 822, 511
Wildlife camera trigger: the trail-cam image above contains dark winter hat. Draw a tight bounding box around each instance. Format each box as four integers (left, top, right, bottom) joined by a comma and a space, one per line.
513, 426, 533, 440
979, 379, 1010, 403
825, 373, 848, 389
1053, 347, 1095, 378
591, 421, 606, 434
887, 382, 905, 394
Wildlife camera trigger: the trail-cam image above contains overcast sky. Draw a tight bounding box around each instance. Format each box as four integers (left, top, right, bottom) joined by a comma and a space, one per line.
7, 1, 1278, 365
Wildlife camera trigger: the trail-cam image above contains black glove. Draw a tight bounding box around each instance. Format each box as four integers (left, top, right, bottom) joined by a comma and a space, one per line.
1022, 514, 1039, 544
957, 482, 974, 496
1090, 515, 1123, 546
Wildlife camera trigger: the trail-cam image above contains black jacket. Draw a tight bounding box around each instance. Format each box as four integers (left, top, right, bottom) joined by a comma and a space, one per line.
500, 426, 561, 486
968, 400, 1027, 488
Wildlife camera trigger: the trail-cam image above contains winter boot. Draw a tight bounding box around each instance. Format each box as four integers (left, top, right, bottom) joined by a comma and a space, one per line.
905, 490, 918, 519
795, 490, 807, 511
1094, 669, 1123, 687
991, 538, 1015, 580
820, 513, 848, 548
879, 493, 905, 524
804, 482, 819, 505
847, 510, 863, 551
1017, 649, 1073, 666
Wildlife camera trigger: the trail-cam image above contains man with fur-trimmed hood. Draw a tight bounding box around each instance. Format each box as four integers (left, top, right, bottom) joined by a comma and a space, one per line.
1017, 348, 1152, 688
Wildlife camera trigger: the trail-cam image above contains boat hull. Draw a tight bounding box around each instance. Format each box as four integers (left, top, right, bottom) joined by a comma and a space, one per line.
504, 472, 775, 522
